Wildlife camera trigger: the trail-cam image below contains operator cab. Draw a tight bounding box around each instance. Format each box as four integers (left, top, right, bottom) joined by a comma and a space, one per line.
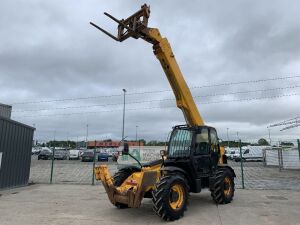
167, 125, 220, 160
164, 125, 222, 192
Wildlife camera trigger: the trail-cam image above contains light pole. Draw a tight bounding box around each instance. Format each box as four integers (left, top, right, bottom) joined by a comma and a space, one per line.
226, 128, 229, 148
53, 130, 56, 147
32, 123, 36, 147
86, 124, 89, 149
122, 89, 126, 141
50, 130, 56, 184
76, 136, 79, 149
66, 132, 69, 148
268, 128, 271, 146
136, 125, 138, 144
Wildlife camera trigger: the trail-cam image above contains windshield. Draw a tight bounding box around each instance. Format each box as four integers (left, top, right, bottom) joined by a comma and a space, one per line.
70, 150, 78, 153
55, 151, 65, 154
41, 150, 50, 154
168, 129, 193, 158
83, 151, 94, 156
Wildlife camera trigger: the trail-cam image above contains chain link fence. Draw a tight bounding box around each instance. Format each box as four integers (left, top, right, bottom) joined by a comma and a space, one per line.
29, 148, 117, 185
227, 139, 300, 190
30, 140, 300, 190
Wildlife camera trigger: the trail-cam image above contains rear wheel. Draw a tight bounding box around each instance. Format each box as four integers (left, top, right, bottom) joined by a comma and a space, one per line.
152, 174, 189, 221
211, 168, 234, 204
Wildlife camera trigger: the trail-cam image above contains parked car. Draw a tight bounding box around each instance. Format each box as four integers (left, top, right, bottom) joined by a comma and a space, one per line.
32, 147, 41, 155
69, 149, 80, 160
225, 148, 239, 160
81, 150, 95, 162
54, 150, 69, 160
98, 152, 109, 161
38, 150, 52, 160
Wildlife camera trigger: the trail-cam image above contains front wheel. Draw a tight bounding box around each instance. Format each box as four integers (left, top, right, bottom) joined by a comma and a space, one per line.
152, 174, 189, 221
211, 168, 235, 204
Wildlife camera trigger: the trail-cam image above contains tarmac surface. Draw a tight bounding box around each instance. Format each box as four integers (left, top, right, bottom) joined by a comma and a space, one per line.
0, 184, 300, 225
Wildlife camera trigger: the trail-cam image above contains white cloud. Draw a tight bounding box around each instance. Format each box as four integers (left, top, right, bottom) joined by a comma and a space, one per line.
1, 0, 299, 143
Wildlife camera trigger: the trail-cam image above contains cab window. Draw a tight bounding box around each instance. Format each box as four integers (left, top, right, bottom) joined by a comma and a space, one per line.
194, 128, 209, 155
210, 129, 219, 153
244, 149, 250, 154
168, 129, 193, 157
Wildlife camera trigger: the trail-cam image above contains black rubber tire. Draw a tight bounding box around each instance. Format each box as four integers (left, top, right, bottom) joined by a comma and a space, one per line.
152, 174, 189, 221
112, 169, 133, 209
113, 169, 132, 186
211, 168, 235, 204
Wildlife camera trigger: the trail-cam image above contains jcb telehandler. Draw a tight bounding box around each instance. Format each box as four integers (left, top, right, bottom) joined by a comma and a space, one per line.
91, 4, 235, 221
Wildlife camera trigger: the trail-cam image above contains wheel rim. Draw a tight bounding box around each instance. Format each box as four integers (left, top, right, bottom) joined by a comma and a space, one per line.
224, 177, 232, 197
169, 184, 184, 210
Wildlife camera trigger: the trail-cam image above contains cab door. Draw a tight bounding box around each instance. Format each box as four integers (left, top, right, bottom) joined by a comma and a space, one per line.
192, 127, 212, 177
209, 128, 220, 170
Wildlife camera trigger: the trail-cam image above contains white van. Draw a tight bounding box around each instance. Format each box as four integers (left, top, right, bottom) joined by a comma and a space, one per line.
69, 149, 80, 160
234, 146, 266, 162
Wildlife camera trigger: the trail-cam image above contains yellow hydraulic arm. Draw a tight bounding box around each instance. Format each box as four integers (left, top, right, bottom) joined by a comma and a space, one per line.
90, 4, 204, 126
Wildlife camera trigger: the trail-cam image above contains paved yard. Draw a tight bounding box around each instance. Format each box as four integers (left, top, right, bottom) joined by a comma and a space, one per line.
0, 184, 300, 225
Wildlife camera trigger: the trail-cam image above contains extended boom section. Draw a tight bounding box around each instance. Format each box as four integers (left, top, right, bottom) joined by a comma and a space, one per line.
90, 4, 204, 126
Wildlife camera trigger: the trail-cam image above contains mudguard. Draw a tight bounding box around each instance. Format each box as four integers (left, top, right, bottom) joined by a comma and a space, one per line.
161, 166, 191, 183
217, 165, 236, 177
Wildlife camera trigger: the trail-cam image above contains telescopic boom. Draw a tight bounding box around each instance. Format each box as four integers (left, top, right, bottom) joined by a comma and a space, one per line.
90, 4, 204, 126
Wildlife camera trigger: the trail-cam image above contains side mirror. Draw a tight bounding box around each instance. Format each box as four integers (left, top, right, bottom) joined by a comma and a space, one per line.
123, 142, 129, 155
160, 150, 167, 157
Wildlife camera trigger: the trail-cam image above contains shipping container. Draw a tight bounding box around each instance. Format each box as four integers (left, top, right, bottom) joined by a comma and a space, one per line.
0, 116, 35, 189
0, 103, 12, 119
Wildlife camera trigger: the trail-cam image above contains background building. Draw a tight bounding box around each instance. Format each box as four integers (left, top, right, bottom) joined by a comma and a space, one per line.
0, 103, 12, 119
88, 140, 144, 148
0, 103, 35, 190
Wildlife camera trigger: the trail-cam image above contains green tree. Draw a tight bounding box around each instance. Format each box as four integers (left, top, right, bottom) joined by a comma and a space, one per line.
220, 140, 250, 147
146, 140, 166, 146
280, 142, 294, 147
46, 140, 76, 148
258, 138, 269, 146
138, 139, 146, 145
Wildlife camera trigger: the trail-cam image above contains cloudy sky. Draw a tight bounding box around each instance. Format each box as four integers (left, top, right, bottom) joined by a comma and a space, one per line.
1, 0, 299, 143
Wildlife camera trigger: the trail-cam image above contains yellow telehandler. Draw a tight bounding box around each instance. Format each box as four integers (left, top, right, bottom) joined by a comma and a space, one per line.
91, 4, 235, 221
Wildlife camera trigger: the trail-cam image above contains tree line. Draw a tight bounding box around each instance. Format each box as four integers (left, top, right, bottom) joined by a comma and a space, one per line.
37, 138, 294, 148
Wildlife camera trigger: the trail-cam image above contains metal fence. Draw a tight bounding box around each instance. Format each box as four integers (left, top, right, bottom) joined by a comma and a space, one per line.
29, 140, 300, 190
29, 148, 114, 185
227, 139, 300, 190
